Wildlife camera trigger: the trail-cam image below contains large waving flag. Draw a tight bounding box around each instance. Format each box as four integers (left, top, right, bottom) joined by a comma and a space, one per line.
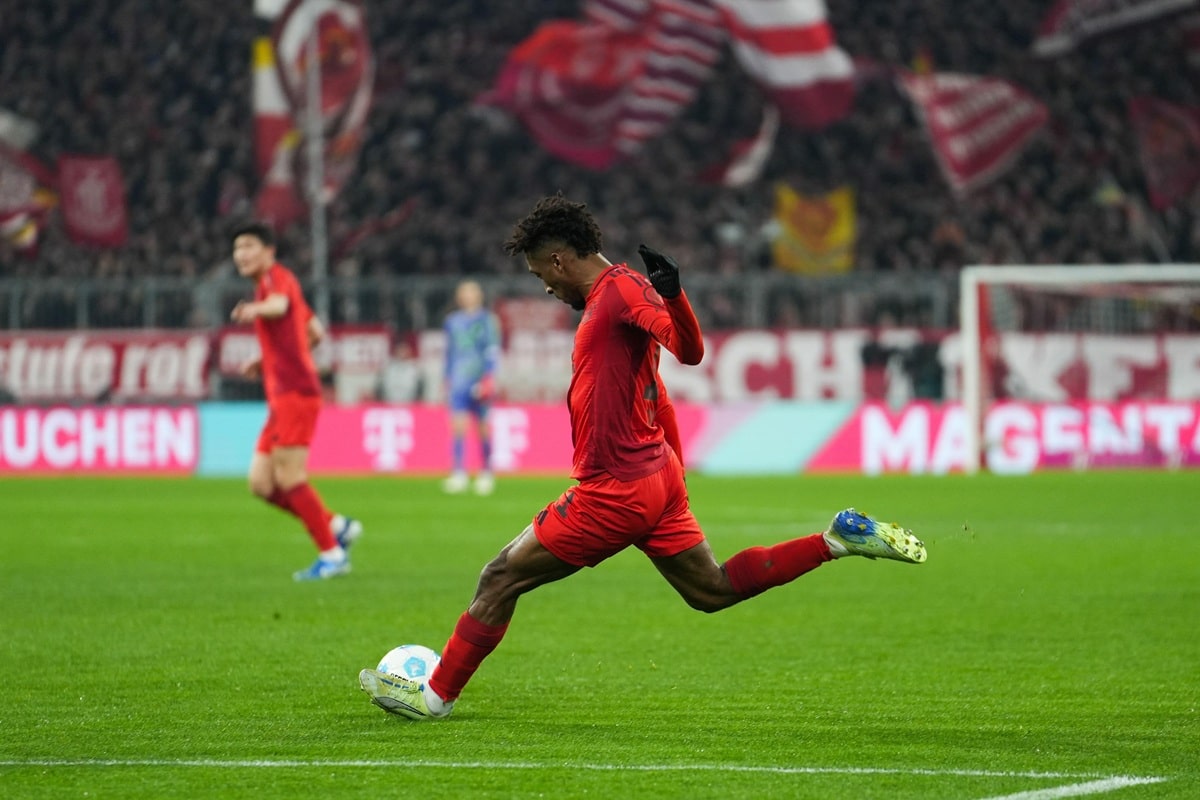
771, 184, 855, 275
605, 0, 726, 162
1032, 0, 1198, 56
252, 0, 374, 228
273, 0, 374, 203
482, 0, 853, 170
478, 20, 650, 169
898, 72, 1048, 195
711, 0, 855, 129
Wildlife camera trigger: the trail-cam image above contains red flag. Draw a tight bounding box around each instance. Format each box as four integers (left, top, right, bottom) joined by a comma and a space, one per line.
1033, 0, 1198, 56
1128, 96, 1200, 209
712, 0, 855, 129
898, 72, 1048, 195
479, 20, 647, 169
57, 155, 128, 248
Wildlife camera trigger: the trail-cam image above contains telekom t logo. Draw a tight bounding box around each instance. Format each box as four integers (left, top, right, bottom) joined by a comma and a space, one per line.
488, 408, 530, 471
362, 408, 414, 470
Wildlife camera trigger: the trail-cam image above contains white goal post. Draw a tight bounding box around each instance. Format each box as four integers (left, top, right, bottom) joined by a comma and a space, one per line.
960, 264, 1200, 474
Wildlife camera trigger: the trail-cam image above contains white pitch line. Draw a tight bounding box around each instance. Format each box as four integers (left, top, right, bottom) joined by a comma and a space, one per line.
0, 758, 1168, 786
977, 776, 1167, 800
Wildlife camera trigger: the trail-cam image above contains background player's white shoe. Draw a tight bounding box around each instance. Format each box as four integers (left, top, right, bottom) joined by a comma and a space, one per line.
293, 555, 351, 581
443, 472, 469, 494
473, 472, 494, 495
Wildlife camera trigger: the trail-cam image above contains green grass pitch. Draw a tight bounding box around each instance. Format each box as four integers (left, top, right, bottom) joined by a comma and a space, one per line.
1, 472, 1197, 799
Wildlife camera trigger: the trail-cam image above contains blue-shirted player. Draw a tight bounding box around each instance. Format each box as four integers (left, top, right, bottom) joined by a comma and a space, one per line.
443, 280, 501, 495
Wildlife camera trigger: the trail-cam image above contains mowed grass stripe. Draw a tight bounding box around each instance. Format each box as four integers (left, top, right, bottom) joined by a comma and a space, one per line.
0, 758, 1157, 779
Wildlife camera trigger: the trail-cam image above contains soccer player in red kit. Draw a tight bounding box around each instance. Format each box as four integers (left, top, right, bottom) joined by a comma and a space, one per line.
230, 222, 362, 581
359, 195, 925, 718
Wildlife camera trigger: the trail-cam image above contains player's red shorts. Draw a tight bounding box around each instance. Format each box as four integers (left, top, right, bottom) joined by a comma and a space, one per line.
255, 392, 322, 453
532, 452, 705, 567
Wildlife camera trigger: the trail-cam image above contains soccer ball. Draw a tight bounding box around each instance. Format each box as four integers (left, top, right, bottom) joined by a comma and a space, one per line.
376, 644, 441, 682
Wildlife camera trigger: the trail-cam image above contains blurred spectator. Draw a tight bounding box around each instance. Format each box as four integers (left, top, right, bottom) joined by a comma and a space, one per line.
379, 340, 423, 403
0, 0, 1195, 332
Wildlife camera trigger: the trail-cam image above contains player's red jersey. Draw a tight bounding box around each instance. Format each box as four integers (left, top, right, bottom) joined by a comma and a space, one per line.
254, 263, 321, 400
568, 264, 703, 482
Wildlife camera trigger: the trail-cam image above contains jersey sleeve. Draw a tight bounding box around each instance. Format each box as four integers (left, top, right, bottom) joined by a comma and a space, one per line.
620, 272, 704, 365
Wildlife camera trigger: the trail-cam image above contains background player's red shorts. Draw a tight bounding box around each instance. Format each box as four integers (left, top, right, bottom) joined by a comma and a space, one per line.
255, 392, 321, 453
532, 453, 705, 567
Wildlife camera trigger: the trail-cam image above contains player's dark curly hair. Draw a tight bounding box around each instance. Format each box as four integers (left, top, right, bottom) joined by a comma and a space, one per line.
231, 221, 275, 248
503, 193, 602, 257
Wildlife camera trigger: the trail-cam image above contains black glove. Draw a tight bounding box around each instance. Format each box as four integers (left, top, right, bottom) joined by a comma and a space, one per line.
637, 244, 682, 299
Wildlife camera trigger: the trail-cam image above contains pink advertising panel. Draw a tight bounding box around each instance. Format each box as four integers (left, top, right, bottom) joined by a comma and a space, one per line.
309, 404, 570, 473
305, 403, 710, 474
0, 406, 199, 473
806, 401, 1200, 475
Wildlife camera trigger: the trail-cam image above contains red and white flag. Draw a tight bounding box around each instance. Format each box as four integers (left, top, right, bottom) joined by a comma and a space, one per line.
1032, 0, 1198, 56
0, 142, 55, 256
272, 0, 374, 203
898, 72, 1048, 195
604, 0, 726, 162
483, 0, 852, 170
478, 20, 648, 169
1128, 96, 1200, 209
57, 155, 128, 248
253, 0, 373, 228
711, 0, 855, 129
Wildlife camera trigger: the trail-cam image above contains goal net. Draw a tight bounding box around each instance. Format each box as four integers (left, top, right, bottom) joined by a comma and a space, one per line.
959, 264, 1200, 474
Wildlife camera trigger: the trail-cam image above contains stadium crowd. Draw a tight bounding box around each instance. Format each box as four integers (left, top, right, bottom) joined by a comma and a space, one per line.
1, 0, 1197, 329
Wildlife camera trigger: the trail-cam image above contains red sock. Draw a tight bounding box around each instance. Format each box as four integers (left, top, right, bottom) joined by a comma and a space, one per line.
265, 489, 295, 516
723, 533, 833, 600
281, 483, 337, 551
429, 612, 509, 702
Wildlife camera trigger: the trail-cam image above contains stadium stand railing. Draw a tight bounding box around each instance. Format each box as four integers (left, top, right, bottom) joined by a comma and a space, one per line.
0, 271, 958, 332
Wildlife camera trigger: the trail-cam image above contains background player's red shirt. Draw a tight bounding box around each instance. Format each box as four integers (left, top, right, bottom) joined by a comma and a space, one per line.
568, 264, 703, 482
254, 263, 321, 400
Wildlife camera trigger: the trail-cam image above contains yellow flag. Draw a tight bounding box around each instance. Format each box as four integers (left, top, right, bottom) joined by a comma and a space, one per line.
771, 185, 856, 274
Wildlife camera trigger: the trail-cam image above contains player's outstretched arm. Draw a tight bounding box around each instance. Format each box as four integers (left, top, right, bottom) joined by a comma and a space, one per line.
636, 244, 704, 365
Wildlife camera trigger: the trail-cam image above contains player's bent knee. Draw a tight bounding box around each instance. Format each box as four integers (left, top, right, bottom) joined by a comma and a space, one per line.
678, 586, 737, 614
248, 479, 273, 499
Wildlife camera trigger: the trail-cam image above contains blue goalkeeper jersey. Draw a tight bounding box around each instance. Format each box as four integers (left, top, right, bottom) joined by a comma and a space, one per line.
444, 308, 500, 395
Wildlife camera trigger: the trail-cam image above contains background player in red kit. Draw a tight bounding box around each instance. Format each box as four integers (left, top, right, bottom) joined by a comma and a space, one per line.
230, 222, 362, 581
359, 195, 926, 718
